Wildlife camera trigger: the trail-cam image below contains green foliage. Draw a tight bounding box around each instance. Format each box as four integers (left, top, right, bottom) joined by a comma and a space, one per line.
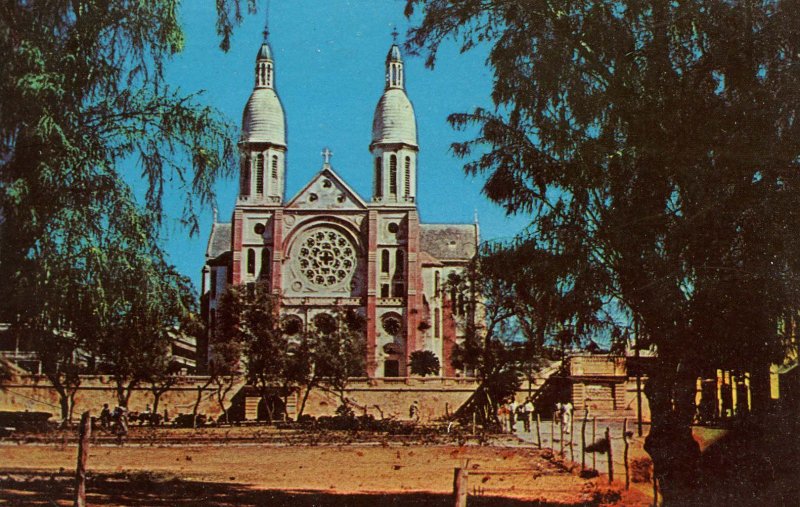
406, 0, 800, 499
409, 350, 441, 377
0, 2, 237, 410
310, 309, 367, 405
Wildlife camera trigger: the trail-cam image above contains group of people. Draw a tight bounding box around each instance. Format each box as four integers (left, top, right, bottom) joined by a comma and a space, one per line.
497, 397, 535, 433
98, 403, 129, 436
497, 398, 574, 433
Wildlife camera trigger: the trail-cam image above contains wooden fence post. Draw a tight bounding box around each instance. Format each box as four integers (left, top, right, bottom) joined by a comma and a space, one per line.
535, 413, 542, 449
653, 477, 658, 506
623, 418, 630, 490
569, 412, 575, 462
559, 417, 565, 457
75, 410, 91, 507
550, 413, 555, 452
453, 467, 468, 507
605, 426, 613, 484
592, 417, 597, 470
581, 409, 588, 470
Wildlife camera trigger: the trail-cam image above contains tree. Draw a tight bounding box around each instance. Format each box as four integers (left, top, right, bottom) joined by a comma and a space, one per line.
312, 310, 367, 411
448, 259, 521, 425
0, 2, 235, 416
406, 1, 800, 501
409, 350, 441, 377
77, 228, 195, 408
217, 282, 289, 422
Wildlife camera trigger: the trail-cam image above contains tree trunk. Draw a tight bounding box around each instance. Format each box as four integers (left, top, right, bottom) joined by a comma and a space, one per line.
643, 365, 701, 505
296, 381, 316, 421
59, 392, 70, 427
151, 390, 162, 426
67, 390, 77, 424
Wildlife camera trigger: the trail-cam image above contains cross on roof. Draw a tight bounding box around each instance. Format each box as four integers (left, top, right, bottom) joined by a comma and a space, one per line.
391, 27, 399, 43
321, 147, 333, 165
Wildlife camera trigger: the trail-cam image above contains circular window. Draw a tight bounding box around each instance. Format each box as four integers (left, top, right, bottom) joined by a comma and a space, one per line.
387, 223, 399, 234
322, 179, 332, 188
309, 193, 318, 202
254, 223, 266, 235
382, 316, 402, 336
296, 227, 357, 288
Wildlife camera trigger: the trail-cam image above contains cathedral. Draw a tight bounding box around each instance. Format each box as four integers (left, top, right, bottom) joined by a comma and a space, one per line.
202, 33, 477, 378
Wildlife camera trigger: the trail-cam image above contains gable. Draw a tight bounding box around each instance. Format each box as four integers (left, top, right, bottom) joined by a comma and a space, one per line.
286, 167, 367, 210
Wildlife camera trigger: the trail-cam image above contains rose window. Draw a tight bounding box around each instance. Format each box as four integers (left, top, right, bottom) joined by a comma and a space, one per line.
297, 227, 356, 287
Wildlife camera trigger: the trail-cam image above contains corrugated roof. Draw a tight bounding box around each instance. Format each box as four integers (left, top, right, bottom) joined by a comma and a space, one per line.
206, 223, 231, 259
420, 224, 477, 261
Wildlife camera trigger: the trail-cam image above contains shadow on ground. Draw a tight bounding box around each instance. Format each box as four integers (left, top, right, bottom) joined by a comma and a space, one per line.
0, 472, 604, 507
692, 413, 799, 507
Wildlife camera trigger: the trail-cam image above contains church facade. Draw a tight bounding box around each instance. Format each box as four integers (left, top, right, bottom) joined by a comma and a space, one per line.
202, 35, 477, 378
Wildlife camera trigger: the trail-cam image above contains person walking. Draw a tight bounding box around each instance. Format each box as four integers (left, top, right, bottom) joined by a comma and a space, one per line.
523, 397, 534, 432
508, 399, 517, 433
562, 401, 573, 433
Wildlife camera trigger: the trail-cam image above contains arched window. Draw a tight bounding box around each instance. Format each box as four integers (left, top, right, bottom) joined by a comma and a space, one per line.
242, 157, 251, 195
313, 313, 337, 334
381, 284, 389, 298
271, 155, 278, 180
434, 271, 440, 295
260, 249, 271, 279
381, 249, 390, 273
395, 249, 404, 274
266, 63, 272, 87
283, 315, 303, 336
374, 157, 382, 197
255, 154, 264, 195
389, 155, 397, 195
404, 156, 411, 196
434, 308, 441, 338
247, 248, 256, 275
392, 282, 404, 297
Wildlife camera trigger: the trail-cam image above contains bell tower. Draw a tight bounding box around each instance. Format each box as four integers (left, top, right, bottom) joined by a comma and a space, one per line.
370, 38, 418, 206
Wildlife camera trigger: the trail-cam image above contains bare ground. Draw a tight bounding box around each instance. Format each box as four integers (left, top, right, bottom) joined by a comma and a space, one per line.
0, 443, 650, 506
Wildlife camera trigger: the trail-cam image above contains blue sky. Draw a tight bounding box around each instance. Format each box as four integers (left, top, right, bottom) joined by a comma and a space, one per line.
159, 1, 531, 288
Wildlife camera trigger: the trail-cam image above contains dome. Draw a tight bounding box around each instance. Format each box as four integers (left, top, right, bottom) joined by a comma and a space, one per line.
371, 88, 417, 147
242, 88, 286, 146
386, 44, 402, 63
257, 42, 273, 60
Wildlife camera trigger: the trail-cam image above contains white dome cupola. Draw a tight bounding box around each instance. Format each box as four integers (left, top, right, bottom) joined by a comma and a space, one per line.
239, 26, 287, 205
241, 40, 286, 146
371, 42, 418, 205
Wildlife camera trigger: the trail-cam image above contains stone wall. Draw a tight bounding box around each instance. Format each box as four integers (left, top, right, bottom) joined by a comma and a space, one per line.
1, 375, 479, 423
299, 377, 480, 421
0, 375, 242, 420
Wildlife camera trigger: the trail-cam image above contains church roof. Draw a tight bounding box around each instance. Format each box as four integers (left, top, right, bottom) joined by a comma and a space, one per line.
420, 224, 477, 262
371, 88, 417, 147
242, 88, 286, 146
206, 222, 231, 258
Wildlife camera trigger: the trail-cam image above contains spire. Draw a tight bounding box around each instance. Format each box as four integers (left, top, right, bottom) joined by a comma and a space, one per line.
255, 0, 274, 89
385, 29, 404, 89
262, 0, 270, 41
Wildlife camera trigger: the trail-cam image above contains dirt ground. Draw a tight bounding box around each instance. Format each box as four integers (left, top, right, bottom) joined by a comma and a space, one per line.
0, 443, 650, 506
